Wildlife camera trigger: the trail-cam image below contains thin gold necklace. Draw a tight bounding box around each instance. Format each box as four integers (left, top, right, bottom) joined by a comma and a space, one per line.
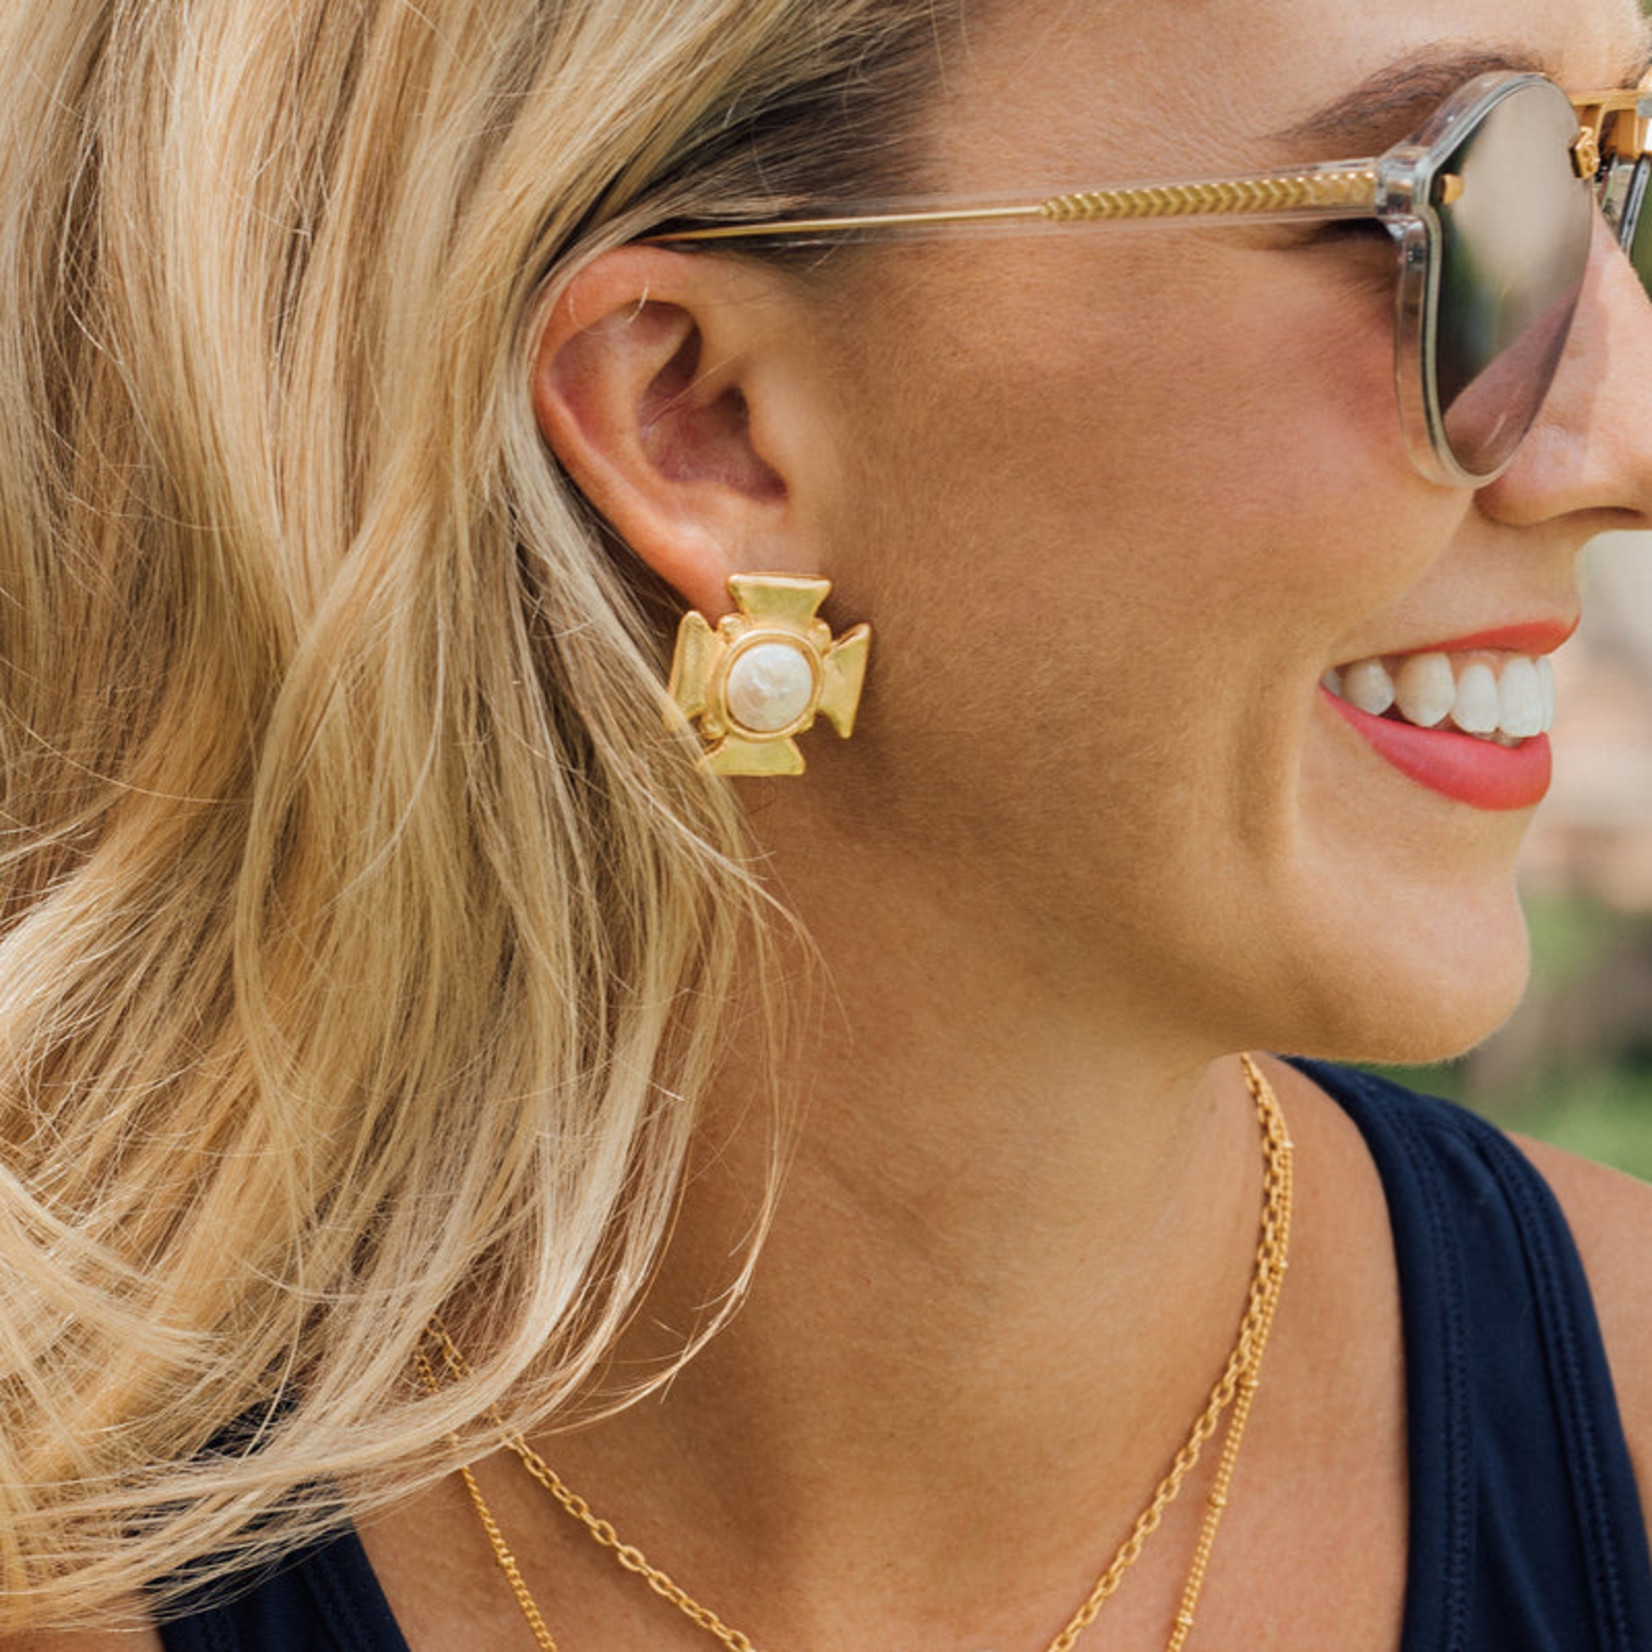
419, 1052, 1292, 1652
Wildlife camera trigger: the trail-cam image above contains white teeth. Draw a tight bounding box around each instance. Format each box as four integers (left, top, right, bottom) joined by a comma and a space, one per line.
1341, 658, 1396, 716
1498, 657, 1544, 739
1450, 662, 1500, 735
1328, 648, 1559, 742
1394, 652, 1455, 729
1341, 654, 1394, 713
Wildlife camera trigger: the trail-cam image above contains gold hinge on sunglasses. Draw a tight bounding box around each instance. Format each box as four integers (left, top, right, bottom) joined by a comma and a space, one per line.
1571, 128, 1602, 180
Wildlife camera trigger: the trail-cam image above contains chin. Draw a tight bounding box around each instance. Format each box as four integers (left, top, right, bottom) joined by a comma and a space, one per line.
1260, 884, 1534, 1070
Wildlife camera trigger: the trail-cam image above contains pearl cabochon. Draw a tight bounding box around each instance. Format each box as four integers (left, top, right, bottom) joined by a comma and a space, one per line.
724, 639, 819, 735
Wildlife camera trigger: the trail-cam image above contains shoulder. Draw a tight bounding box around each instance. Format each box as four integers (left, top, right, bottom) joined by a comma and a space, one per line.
1516, 1136, 1652, 1518
0, 1629, 162, 1652
0, 1599, 161, 1652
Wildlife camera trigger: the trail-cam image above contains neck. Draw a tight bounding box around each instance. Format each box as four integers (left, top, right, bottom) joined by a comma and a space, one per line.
535, 822, 1281, 1639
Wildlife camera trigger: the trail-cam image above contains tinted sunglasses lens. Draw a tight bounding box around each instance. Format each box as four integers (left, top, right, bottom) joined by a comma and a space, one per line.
1431, 81, 1592, 477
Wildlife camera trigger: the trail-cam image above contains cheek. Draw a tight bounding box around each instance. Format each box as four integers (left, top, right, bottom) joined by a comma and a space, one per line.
1056, 249, 1406, 608
820, 242, 1523, 1058
897, 240, 1398, 556
839, 235, 1432, 732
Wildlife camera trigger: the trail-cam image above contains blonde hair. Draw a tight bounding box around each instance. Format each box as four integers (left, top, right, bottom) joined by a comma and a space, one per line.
0, 0, 947, 1626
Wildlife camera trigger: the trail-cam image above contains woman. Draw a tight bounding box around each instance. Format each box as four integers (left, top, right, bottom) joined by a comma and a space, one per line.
5, 0, 1652, 1644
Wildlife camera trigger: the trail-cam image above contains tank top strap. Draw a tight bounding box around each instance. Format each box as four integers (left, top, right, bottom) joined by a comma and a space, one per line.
1301, 1060, 1652, 1652
157, 1524, 408, 1652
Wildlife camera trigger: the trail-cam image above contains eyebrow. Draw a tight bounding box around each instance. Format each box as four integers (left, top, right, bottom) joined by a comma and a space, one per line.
1268, 33, 1652, 159
1271, 48, 1547, 154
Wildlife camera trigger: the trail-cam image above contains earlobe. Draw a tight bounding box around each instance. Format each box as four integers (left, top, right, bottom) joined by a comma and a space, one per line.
531, 247, 801, 619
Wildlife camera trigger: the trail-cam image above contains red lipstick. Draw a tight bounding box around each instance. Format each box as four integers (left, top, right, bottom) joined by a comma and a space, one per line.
1321, 688, 1551, 811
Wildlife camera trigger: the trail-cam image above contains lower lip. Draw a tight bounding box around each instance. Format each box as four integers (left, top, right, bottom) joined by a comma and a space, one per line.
1321, 688, 1551, 811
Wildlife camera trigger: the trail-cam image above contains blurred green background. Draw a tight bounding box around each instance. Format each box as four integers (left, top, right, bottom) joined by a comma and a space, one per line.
1367, 533, 1652, 1180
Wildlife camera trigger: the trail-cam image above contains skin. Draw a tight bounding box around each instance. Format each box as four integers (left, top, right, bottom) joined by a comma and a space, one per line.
16, 0, 1652, 1646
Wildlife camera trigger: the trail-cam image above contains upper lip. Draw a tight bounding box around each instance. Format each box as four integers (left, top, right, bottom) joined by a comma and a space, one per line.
1333, 615, 1580, 664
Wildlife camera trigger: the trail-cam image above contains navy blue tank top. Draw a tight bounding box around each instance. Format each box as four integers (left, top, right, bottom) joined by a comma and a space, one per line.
157, 1064, 1652, 1649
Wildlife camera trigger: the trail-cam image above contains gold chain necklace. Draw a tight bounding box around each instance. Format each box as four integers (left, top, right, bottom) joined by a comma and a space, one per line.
419, 1052, 1292, 1652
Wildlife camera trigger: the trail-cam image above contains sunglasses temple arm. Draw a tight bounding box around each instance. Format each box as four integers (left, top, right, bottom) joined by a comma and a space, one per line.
652, 161, 1383, 245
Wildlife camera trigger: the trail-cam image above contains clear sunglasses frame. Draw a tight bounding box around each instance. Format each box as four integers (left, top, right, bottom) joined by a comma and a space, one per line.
659, 71, 1652, 488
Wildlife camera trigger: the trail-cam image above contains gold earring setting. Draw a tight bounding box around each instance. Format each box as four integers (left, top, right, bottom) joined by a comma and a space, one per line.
667, 574, 870, 775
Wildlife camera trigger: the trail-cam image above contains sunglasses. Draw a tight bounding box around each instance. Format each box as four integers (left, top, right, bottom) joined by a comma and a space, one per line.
658, 71, 1651, 487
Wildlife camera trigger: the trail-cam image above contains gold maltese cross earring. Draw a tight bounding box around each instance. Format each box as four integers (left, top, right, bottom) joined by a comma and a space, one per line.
667, 574, 870, 775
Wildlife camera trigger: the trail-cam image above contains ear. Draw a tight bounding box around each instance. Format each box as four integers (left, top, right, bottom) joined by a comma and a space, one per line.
532, 246, 827, 620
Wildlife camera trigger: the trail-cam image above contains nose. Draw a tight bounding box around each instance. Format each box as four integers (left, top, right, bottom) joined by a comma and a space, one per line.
1479, 212, 1652, 527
